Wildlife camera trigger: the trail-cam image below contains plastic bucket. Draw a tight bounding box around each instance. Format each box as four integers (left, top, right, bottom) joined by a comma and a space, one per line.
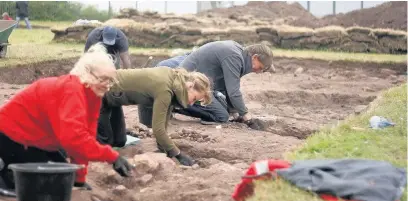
8, 162, 84, 201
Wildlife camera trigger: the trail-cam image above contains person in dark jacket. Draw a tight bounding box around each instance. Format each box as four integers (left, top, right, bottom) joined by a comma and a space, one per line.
97, 67, 212, 166
0, 44, 133, 191
15, 1, 31, 29
85, 27, 131, 69
177, 40, 274, 127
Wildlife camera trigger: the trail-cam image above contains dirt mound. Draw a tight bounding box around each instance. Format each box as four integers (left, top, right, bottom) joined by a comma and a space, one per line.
256, 25, 407, 54
51, 3, 407, 54
320, 1, 407, 30
198, 1, 318, 28
53, 22, 407, 54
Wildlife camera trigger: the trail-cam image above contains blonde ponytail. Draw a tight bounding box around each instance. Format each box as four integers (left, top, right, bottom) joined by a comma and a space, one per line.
173, 68, 212, 105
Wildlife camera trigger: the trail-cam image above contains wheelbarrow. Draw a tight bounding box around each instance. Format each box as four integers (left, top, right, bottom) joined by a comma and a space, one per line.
0, 20, 17, 58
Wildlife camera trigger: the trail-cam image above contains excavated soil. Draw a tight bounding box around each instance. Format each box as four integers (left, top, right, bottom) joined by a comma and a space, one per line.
0, 56, 405, 201
197, 1, 318, 28
198, 1, 407, 30
320, 1, 407, 30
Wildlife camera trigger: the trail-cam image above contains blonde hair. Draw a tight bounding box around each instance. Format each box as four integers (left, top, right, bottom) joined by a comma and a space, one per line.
70, 43, 116, 84
174, 68, 212, 106
87, 42, 108, 54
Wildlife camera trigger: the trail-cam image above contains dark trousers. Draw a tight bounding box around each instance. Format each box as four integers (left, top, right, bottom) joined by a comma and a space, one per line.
97, 95, 127, 148
138, 92, 230, 123
138, 104, 153, 128
0, 133, 67, 189
175, 92, 230, 123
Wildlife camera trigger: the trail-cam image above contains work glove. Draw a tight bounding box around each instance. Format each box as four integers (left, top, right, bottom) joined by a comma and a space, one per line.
113, 156, 133, 177
230, 116, 244, 123
175, 152, 195, 166
245, 118, 266, 131
74, 182, 92, 191
231, 117, 266, 131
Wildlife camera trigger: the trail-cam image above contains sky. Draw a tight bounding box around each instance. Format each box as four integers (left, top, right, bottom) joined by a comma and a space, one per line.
80, 1, 388, 17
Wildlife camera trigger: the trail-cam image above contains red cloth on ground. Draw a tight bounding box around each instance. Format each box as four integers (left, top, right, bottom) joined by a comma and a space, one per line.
232, 159, 363, 201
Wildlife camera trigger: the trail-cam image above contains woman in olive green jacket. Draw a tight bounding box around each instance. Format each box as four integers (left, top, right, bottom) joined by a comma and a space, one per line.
97, 66, 212, 166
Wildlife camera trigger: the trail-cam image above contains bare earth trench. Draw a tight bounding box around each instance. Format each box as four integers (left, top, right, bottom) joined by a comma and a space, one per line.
0, 56, 405, 201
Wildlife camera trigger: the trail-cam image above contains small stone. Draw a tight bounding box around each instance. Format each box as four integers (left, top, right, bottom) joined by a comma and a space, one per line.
138, 174, 153, 185
145, 153, 177, 172
133, 154, 160, 175
354, 105, 367, 115
113, 185, 127, 195
192, 164, 200, 170
180, 165, 192, 170
104, 170, 122, 184
362, 87, 375, 92
134, 123, 149, 131
147, 129, 153, 136
182, 128, 193, 134
169, 132, 181, 139
294, 67, 304, 75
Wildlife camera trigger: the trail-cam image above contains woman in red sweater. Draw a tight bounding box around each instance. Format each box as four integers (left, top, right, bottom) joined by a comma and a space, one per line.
1, 12, 13, 21
0, 44, 133, 191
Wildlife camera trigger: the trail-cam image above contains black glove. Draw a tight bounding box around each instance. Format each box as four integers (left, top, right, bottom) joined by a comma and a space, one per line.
175, 152, 195, 166
230, 115, 245, 123
245, 118, 266, 131
113, 156, 133, 177
74, 182, 92, 191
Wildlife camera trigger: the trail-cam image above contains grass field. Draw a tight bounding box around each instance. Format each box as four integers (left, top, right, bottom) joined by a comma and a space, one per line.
30, 20, 74, 28
1, 25, 406, 67
248, 84, 407, 201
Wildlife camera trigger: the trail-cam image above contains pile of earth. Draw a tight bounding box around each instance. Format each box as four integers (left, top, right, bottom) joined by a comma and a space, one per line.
197, 1, 319, 28
320, 1, 407, 31
199, 1, 407, 30
50, 2, 407, 53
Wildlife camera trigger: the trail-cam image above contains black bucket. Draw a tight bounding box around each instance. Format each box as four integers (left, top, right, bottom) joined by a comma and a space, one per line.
8, 162, 84, 201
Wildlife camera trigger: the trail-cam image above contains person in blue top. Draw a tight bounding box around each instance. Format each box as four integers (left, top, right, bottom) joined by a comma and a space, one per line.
85, 26, 131, 69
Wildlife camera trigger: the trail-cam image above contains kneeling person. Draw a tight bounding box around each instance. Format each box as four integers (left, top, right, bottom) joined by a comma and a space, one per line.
0, 44, 133, 190
97, 67, 212, 166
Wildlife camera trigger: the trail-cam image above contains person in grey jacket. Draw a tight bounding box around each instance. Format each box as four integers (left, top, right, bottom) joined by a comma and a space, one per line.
176, 40, 274, 127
